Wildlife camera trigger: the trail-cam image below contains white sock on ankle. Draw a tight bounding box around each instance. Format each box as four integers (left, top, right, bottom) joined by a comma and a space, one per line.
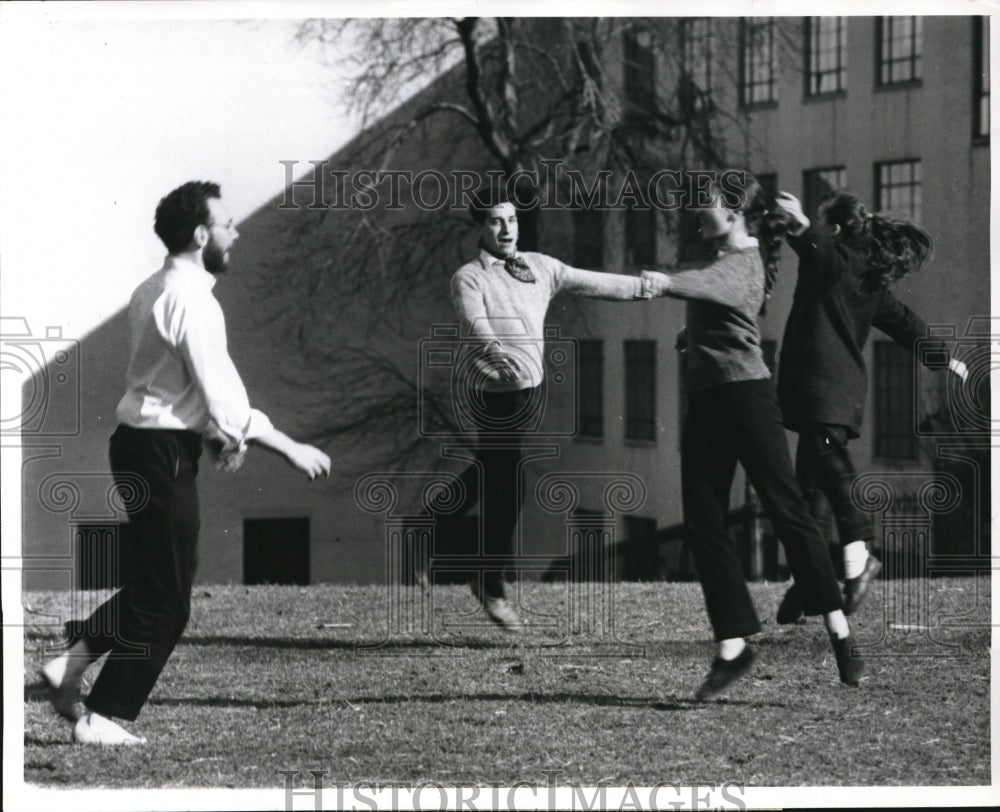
718, 638, 746, 661
843, 541, 869, 580
824, 610, 850, 639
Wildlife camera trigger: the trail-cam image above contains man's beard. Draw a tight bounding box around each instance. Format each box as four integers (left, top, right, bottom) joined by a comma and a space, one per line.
203, 239, 229, 274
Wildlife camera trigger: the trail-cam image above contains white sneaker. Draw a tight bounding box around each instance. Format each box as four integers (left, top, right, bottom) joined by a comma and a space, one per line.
73, 712, 146, 746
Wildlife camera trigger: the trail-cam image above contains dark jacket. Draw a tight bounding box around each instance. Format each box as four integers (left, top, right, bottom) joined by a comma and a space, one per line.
776, 225, 938, 437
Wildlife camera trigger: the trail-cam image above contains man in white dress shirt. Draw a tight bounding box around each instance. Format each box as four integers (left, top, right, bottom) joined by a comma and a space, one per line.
444, 189, 650, 630
41, 181, 331, 745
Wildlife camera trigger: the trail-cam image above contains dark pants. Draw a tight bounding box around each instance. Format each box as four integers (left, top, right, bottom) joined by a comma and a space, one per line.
446, 387, 536, 599
682, 379, 844, 641
795, 424, 873, 547
67, 425, 202, 721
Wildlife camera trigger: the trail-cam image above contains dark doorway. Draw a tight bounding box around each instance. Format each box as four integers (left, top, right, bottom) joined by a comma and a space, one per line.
243, 518, 310, 585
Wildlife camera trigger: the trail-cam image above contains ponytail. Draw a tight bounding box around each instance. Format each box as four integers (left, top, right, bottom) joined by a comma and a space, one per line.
820, 192, 934, 291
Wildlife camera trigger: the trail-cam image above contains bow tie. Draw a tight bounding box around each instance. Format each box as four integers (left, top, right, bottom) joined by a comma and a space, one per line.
499, 254, 536, 283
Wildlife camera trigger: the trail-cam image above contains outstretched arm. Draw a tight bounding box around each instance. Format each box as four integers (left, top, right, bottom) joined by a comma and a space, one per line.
640, 250, 759, 310
873, 288, 965, 381
551, 263, 649, 300
251, 429, 332, 480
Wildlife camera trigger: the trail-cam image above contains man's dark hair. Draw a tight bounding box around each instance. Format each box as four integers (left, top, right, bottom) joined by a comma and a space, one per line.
468, 187, 512, 224
154, 181, 221, 253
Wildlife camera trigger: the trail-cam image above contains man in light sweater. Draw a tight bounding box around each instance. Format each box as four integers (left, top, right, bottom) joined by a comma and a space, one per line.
41, 181, 331, 745
445, 189, 651, 630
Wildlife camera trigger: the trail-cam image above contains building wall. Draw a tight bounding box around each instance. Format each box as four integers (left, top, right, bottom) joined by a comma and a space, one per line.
20, 16, 989, 587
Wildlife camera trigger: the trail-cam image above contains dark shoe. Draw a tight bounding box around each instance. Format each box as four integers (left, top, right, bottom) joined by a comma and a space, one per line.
482, 596, 526, 633
843, 556, 882, 616
776, 583, 805, 625
830, 633, 864, 686
695, 646, 756, 701
470, 579, 524, 632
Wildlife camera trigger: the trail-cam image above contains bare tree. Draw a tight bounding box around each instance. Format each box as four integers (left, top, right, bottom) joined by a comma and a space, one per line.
254, 16, 800, 481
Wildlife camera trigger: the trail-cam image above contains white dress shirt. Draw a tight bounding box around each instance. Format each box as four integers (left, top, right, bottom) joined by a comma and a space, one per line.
115, 256, 273, 446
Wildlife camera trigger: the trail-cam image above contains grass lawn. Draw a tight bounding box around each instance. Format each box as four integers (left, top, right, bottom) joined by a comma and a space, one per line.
21, 577, 990, 789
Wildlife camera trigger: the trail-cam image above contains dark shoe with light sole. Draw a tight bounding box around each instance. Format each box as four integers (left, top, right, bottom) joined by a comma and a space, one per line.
695, 646, 756, 701
776, 583, 805, 625
830, 633, 864, 686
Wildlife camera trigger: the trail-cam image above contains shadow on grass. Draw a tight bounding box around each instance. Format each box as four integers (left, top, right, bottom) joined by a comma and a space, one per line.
145, 691, 779, 711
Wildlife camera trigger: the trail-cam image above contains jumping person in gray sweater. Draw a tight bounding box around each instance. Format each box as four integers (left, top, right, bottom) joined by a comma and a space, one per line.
445, 188, 651, 631
642, 170, 862, 699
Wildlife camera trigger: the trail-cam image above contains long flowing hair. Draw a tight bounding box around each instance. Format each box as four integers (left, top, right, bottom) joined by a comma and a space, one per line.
717, 169, 794, 314
820, 191, 933, 291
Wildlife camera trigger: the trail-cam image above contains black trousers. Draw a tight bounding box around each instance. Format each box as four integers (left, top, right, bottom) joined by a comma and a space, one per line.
682, 379, 844, 641
795, 424, 873, 547
446, 387, 536, 599
67, 425, 202, 721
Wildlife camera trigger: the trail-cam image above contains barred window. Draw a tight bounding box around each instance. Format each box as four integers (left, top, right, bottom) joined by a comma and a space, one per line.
975, 17, 990, 139
680, 18, 713, 109
875, 159, 921, 222
625, 340, 657, 441
625, 205, 656, 267
741, 17, 778, 106
573, 208, 604, 269
803, 166, 847, 219
874, 341, 918, 460
806, 17, 846, 95
577, 339, 604, 439
878, 17, 922, 85
624, 28, 656, 114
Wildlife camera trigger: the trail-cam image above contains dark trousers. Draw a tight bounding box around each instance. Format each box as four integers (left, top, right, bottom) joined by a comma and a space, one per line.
447, 387, 536, 599
67, 425, 202, 721
795, 424, 873, 547
682, 379, 844, 641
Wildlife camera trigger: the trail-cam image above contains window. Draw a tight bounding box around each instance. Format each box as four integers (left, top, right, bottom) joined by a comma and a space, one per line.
741, 17, 778, 106
803, 166, 847, 219
756, 172, 778, 207
680, 18, 713, 110
806, 17, 846, 95
874, 341, 918, 460
875, 159, 921, 222
878, 17, 922, 85
623, 28, 656, 115
573, 208, 604, 269
625, 205, 656, 266
624, 340, 656, 441
678, 207, 712, 264
975, 17, 990, 139
577, 339, 604, 439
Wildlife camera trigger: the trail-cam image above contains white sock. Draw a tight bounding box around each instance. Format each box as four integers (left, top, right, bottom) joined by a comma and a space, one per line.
824, 610, 850, 639
843, 541, 869, 580
718, 637, 746, 661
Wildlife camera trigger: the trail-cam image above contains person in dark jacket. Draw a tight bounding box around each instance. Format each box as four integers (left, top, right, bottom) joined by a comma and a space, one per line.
772, 190, 968, 623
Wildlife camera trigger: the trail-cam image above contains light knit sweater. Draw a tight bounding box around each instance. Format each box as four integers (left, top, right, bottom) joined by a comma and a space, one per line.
451, 249, 646, 391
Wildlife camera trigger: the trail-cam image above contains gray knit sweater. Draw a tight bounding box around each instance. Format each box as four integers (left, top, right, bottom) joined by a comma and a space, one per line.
655, 245, 771, 393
